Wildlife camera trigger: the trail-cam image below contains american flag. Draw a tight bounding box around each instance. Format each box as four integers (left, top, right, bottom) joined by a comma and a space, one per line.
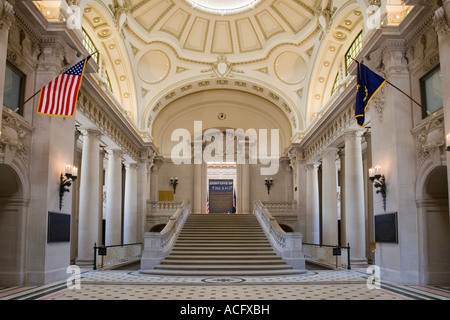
206, 194, 209, 214
37, 55, 91, 117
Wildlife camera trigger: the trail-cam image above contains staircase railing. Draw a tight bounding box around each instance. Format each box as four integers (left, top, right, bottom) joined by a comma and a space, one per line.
140, 200, 190, 270
253, 201, 305, 270
302, 243, 351, 270
93, 242, 142, 270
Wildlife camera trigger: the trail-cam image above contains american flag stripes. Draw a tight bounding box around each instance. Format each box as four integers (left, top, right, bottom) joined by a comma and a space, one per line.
37, 55, 91, 117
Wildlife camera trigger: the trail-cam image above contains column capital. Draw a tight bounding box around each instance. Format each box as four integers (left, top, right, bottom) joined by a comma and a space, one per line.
306, 163, 320, 171
0, 0, 15, 31
124, 162, 138, 170
434, 3, 450, 37
106, 148, 123, 157
81, 128, 102, 140
321, 147, 339, 159
342, 129, 364, 141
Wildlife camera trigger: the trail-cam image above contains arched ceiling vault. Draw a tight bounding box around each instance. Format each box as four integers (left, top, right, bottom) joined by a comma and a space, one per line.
68, 0, 414, 153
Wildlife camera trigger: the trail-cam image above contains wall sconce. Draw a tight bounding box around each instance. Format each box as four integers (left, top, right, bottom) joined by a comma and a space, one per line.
170, 177, 178, 194
446, 133, 450, 152
60, 165, 78, 211
265, 177, 273, 194
369, 165, 386, 212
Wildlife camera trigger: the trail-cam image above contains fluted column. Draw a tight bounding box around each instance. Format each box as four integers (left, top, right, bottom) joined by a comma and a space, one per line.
105, 149, 123, 246
321, 148, 339, 246
123, 162, 138, 244
77, 129, 102, 265
306, 163, 320, 244
343, 130, 367, 264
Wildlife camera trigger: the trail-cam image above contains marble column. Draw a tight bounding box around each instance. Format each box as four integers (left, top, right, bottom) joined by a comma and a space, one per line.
193, 164, 202, 213
105, 149, 123, 246
136, 155, 151, 241
0, 0, 14, 134
434, 2, 450, 222
321, 148, 339, 246
306, 163, 320, 244
123, 162, 138, 244
241, 161, 250, 214
77, 129, 102, 265
343, 130, 367, 264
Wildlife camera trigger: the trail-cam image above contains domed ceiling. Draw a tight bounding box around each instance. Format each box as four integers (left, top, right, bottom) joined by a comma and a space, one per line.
78, 0, 373, 147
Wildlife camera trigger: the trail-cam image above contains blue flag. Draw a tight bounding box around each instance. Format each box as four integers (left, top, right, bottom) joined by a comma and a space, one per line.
232, 189, 236, 213
355, 61, 386, 127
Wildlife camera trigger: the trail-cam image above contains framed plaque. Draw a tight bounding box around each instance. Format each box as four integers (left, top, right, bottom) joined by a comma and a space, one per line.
47, 212, 71, 242
374, 212, 398, 243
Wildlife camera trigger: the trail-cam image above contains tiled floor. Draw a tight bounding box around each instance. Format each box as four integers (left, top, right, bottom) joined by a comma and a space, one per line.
1, 263, 449, 302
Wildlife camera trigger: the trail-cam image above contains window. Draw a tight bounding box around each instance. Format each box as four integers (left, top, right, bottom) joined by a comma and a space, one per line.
331, 73, 339, 95
421, 65, 443, 118
3, 62, 25, 116
82, 28, 100, 64
105, 70, 112, 92
345, 31, 363, 74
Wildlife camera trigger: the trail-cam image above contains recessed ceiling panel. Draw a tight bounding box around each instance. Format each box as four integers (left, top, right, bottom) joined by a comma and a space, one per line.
275, 51, 307, 84
138, 50, 170, 84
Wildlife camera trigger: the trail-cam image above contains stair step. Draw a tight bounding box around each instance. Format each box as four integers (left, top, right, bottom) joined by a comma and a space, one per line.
142, 213, 299, 276
161, 259, 285, 265
165, 255, 281, 260
155, 264, 292, 271
169, 250, 277, 255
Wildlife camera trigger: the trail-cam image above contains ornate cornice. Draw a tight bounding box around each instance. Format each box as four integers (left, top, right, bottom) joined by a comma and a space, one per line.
0, 0, 14, 31
77, 88, 142, 162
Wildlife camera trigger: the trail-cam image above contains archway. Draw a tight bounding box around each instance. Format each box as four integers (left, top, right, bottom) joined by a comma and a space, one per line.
0, 164, 27, 286
417, 165, 450, 285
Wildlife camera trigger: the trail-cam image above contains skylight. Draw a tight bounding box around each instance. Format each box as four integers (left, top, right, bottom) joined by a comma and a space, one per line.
185, 0, 261, 15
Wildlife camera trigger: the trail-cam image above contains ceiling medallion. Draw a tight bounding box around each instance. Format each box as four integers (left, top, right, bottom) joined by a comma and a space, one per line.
185, 0, 261, 15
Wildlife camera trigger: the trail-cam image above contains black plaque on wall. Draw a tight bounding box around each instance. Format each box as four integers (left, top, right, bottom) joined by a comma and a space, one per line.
374, 212, 398, 243
47, 212, 71, 242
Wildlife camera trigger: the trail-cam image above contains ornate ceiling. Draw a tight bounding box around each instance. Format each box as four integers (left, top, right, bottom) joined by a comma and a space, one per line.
41, 0, 411, 149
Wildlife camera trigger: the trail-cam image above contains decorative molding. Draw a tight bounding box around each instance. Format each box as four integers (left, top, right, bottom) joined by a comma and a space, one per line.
77, 88, 141, 162
0, 0, 15, 30
412, 111, 446, 168
0, 108, 33, 167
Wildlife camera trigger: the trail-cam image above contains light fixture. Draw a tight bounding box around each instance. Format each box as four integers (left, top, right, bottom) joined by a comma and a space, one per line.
60, 165, 78, 211
446, 133, 450, 152
170, 177, 178, 194
265, 177, 273, 194
369, 165, 386, 212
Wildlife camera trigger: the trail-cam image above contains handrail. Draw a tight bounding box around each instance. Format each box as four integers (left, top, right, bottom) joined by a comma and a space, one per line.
140, 200, 190, 270
253, 201, 305, 270
302, 242, 351, 270
93, 242, 142, 270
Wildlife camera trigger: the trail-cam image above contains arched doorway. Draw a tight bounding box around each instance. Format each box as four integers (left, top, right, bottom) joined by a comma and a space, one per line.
418, 165, 450, 285
0, 164, 27, 286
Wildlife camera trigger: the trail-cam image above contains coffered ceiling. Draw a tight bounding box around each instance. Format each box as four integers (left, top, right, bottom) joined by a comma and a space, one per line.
76, 0, 373, 147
